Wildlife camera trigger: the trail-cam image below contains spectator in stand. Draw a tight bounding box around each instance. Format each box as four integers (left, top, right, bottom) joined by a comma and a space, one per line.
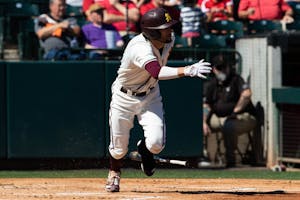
35, 0, 83, 60
83, 0, 109, 17
140, 0, 181, 16
131, 0, 146, 8
238, 0, 294, 23
140, 0, 182, 35
82, 4, 124, 59
201, 0, 234, 22
180, 0, 205, 46
83, 0, 140, 36
165, 0, 182, 6
67, 0, 83, 7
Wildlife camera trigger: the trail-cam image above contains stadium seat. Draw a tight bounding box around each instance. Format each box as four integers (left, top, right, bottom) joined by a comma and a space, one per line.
66, 4, 83, 17
207, 20, 244, 38
0, 17, 4, 59
17, 30, 40, 60
289, 3, 300, 20
3, 1, 39, 44
174, 36, 189, 48
192, 34, 227, 48
286, 20, 300, 31
4, 1, 39, 17
247, 20, 283, 35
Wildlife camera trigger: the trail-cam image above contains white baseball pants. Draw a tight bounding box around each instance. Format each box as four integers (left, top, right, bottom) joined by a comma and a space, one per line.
108, 81, 166, 160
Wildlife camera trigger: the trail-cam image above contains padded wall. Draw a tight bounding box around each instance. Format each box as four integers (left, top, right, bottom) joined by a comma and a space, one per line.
6, 61, 106, 158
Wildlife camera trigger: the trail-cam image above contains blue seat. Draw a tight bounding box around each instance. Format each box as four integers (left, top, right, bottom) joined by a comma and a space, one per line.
3, 1, 39, 44
174, 36, 189, 48
192, 34, 228, 48
0, 17, 4, 59
207, 20, 244, 38
289, 3, 300, 20
247, 20, 283, 35
286, 20, 300, 31
66, 5, 83, 17
4, 1, 39, 17
18, 30, 40, 60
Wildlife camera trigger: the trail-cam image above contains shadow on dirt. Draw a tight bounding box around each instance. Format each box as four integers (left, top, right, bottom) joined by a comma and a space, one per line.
179, 190, 286, 195
134, 190, 287, 195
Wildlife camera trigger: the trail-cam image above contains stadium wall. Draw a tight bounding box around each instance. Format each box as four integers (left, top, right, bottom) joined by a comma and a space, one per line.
0, 60, 204, 160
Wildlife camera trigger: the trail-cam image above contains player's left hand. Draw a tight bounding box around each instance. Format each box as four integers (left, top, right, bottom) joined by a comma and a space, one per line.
184, 59, 212, 78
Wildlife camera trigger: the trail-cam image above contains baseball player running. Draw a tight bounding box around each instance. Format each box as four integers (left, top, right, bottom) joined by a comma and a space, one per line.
106, 7, 212, 192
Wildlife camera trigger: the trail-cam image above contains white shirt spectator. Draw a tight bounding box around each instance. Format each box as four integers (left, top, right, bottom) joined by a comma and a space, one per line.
66, 0, 82, 7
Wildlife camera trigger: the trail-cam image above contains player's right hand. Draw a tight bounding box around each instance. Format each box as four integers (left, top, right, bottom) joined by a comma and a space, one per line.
184, 59, 212, 79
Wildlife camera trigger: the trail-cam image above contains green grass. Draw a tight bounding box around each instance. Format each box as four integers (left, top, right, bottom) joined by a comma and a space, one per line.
0, 168, 299, 179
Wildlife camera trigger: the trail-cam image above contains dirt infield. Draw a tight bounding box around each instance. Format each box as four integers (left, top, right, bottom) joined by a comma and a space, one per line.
0, 178, 299, 200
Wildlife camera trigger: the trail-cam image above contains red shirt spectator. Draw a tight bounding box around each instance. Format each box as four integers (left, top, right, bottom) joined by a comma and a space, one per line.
83, 0, 110, 12
108, 0, 139, 34
83, 0, 140, 35
140, 0, 158, 15
197, 0, 203, 6
203, 0, 234, 22
238, 0, 294, 23
140, 0, 180, 18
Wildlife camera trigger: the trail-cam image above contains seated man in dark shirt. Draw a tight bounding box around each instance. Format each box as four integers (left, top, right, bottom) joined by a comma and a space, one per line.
35, 0, 82, 60
202, 54, 257, 167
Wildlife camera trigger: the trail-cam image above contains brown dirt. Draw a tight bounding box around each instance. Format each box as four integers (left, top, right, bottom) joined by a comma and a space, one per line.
0, 178, 299, 200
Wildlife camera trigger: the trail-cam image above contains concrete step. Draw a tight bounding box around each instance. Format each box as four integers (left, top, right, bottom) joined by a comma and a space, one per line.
3, 48, 20, 61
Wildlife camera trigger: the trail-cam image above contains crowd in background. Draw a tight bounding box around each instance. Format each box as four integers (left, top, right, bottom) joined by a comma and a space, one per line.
32, 0, 298, 60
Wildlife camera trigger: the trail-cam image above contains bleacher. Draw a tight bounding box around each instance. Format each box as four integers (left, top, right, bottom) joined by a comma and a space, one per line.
1, 1, 300, 61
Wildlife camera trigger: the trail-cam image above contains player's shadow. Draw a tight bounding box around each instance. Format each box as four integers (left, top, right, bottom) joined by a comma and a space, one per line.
133, 190, 286, 195
179, 190, 286, 195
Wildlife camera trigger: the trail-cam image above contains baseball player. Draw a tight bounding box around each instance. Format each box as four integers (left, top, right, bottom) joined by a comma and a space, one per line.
105, 7, 212, 192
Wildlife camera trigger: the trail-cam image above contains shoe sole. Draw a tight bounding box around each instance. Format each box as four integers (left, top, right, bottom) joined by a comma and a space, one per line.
105, 185, 120, 192
137, 140, 156, 176
141, 163, 155, 176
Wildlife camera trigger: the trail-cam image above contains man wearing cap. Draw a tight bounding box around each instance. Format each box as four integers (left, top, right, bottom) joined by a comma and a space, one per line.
82, 4, 124, 59
202, 54, 257, 168
105, 7, 211, 192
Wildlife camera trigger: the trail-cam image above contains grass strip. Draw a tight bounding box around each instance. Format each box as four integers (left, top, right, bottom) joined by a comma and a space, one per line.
0, 168, 299, 180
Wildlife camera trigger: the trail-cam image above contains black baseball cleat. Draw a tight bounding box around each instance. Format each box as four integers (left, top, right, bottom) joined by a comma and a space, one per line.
137, 139, 156, 176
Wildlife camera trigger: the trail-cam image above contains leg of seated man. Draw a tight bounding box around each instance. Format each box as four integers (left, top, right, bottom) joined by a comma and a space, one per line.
222, 113, 257, 167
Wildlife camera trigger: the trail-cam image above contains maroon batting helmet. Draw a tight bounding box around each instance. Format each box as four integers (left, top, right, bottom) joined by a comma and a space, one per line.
140, 8, 177, 40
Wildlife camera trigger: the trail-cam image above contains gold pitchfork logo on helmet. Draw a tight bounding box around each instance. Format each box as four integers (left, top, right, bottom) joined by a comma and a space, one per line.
165, 13, 172, 22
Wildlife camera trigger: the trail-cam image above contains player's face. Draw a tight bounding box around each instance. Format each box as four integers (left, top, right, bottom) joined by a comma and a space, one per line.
159, 27, 173, 43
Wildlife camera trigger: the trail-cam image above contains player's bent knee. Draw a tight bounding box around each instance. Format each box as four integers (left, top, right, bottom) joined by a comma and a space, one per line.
147, 141, 165, 154
109, 148, 128, 160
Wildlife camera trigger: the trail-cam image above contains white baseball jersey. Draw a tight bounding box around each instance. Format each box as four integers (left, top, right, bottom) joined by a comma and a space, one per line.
109, 33, 175, 159
115, 33, 174, 93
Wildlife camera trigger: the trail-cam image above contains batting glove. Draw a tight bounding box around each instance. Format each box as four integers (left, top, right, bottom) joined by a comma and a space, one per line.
184, 59, 212, 79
